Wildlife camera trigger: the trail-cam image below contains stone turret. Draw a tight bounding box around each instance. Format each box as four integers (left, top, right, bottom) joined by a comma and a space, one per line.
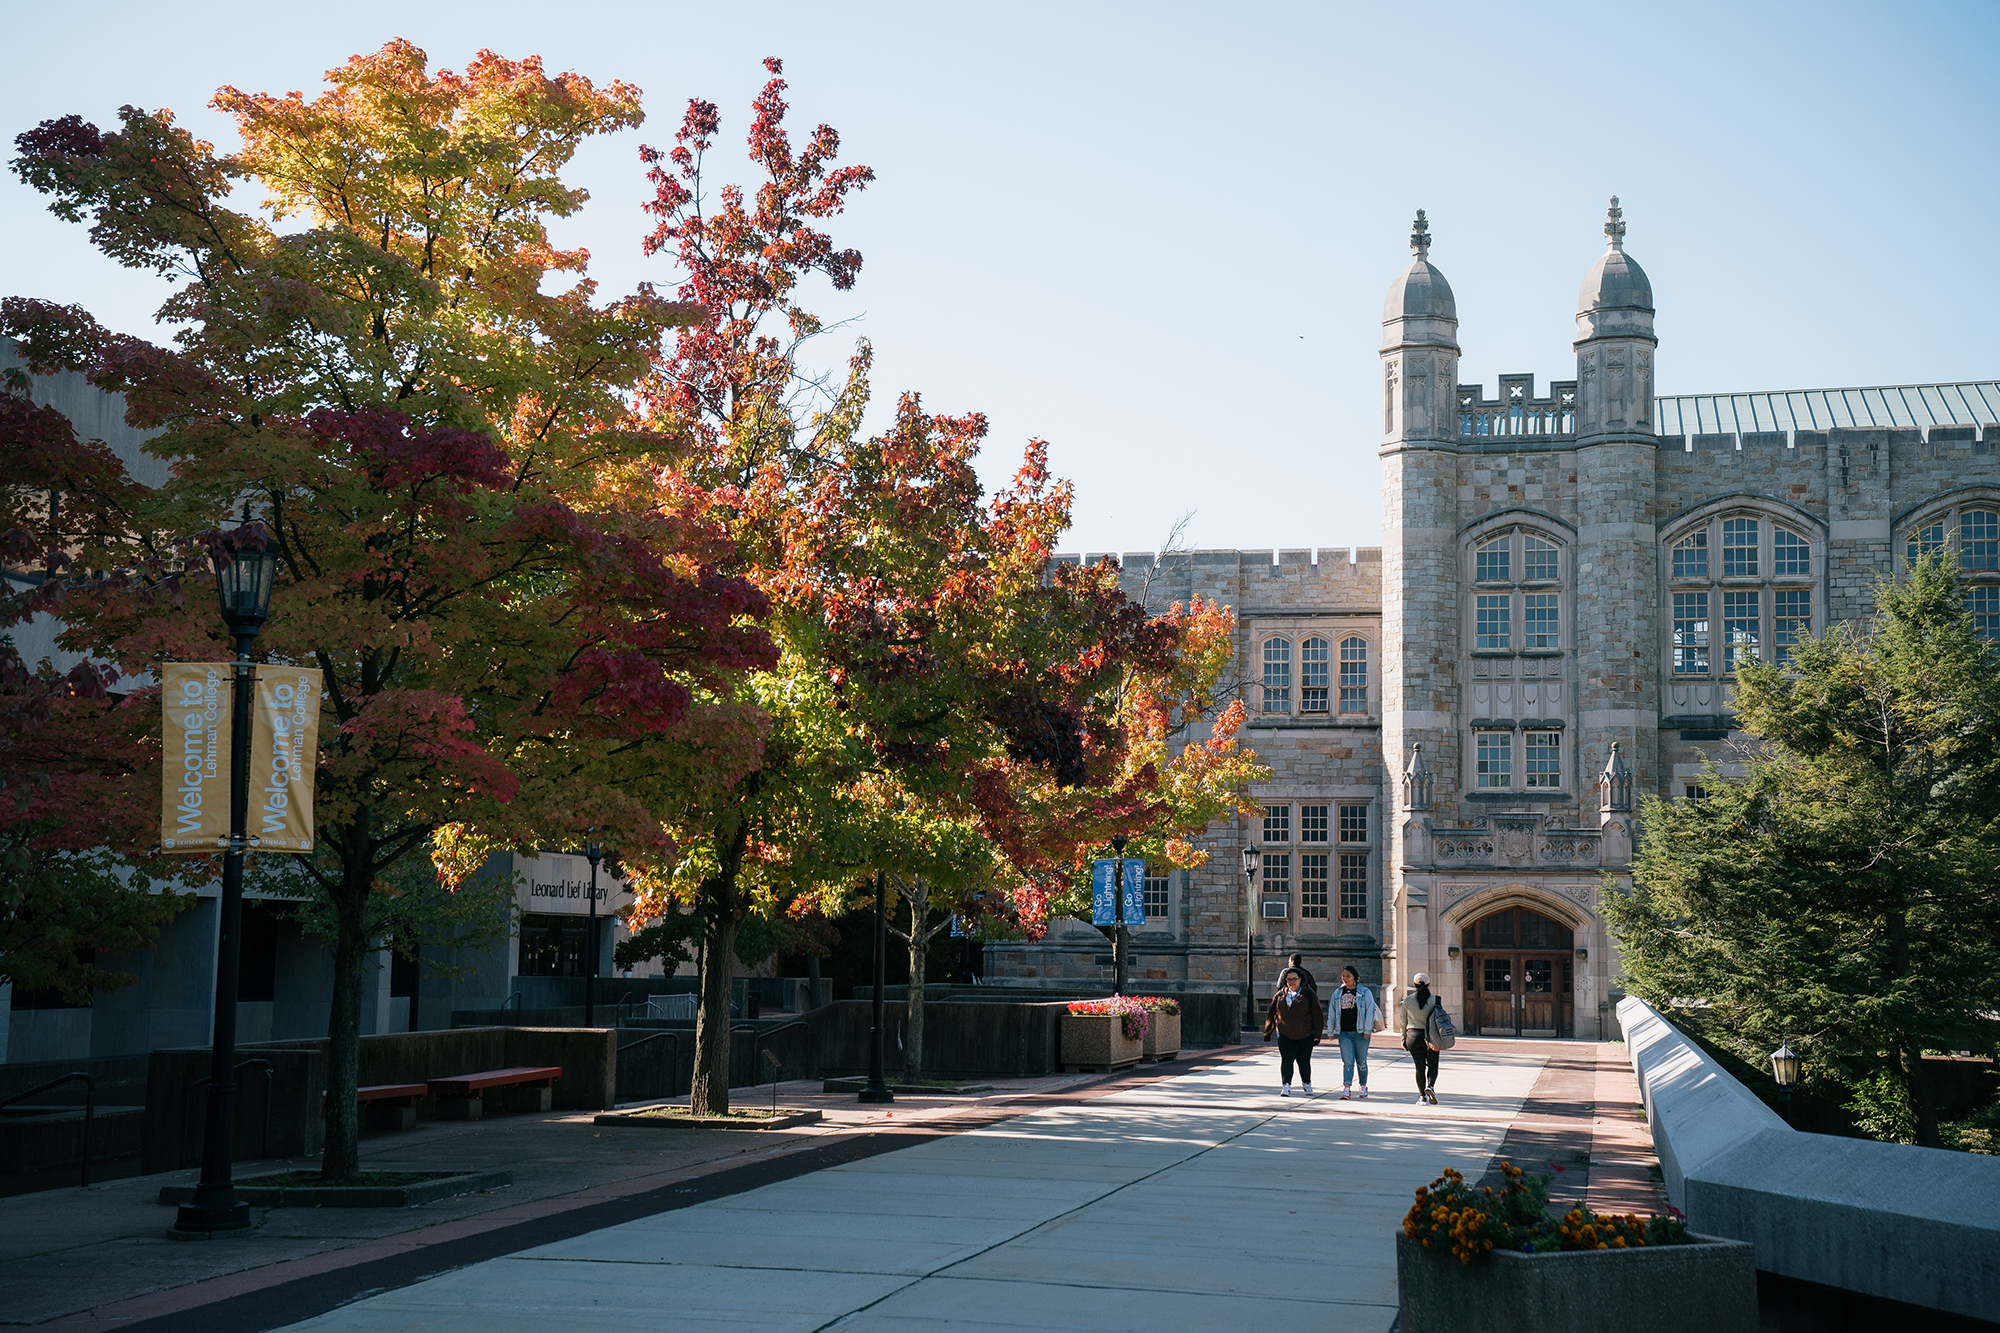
1574, 197, 1657, 437
1381, 212, 1463, 990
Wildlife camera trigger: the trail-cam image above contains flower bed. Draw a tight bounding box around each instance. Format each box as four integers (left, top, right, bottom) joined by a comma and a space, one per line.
1133, 997, 1181, 1061
1395, 1162, 1756, 1333
1061, 999, 1146, 1072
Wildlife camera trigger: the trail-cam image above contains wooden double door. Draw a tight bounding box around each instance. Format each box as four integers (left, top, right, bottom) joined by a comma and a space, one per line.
1465, 952, 1570, 1038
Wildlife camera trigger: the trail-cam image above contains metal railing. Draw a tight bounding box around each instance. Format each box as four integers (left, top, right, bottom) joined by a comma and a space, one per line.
0, 1072, 97, 1187
500, 991, 523, 1014
643, 994, 698, 1022
180, 1059, 273, 1170
732, 1020, 812, 1108
616, 1031, 681, 1100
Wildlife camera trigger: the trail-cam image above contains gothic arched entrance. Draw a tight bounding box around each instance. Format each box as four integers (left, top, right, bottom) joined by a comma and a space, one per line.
1462, 906, 1574, 1038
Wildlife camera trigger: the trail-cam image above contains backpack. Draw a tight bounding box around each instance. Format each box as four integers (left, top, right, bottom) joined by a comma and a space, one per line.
1427, 1001, 1457, 1051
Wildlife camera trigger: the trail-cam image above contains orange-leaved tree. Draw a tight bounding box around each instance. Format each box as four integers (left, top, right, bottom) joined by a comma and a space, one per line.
3, 41, 776, 1179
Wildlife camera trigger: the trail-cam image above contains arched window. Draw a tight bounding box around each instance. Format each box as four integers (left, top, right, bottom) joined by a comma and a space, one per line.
1262, 637, 1292, 714
1666, 511, 1817, 673
1339, 637, 1368, 714
1468, 528, 1564, 655
1300, 637, 1329, 712
1904, 504, 2000, 642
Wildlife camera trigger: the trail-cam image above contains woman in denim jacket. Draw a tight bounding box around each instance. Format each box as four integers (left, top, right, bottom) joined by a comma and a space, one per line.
1326, 967, 1379, 1099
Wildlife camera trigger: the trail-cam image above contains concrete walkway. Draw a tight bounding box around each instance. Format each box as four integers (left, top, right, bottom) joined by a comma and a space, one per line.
278, 1043, 1553, 1333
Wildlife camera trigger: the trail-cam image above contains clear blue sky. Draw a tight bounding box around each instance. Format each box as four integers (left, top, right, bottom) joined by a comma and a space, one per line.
6, 1, 1996, 554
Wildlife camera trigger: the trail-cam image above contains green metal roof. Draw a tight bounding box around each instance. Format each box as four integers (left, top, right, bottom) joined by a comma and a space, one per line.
1656, 382, 2000, 438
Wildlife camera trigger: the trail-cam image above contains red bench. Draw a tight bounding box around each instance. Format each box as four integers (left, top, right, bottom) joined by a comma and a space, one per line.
330, 1082, 429, 1131
427, 1066, 563, 1119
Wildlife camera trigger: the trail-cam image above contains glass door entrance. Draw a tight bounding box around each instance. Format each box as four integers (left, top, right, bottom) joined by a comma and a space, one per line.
1462, 907, 1574, 1038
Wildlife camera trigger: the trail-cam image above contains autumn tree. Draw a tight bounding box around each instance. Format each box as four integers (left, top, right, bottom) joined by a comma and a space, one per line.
4, 42, 776, 1179
1606, 555, 2000, 1148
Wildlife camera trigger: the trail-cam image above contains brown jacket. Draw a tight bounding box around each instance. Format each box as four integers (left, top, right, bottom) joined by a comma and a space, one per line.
1264, 989, 1324, 1041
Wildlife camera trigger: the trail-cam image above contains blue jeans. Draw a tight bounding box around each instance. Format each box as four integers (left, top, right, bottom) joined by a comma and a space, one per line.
1338, 1030, 1369, 1086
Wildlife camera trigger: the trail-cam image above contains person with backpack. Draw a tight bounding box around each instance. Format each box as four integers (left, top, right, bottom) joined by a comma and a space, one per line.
1398, 972, 1453, 1105
1263, 967, 1325, 1096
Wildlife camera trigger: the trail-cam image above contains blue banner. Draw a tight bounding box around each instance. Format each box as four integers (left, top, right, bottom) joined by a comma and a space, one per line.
1090, 858, 1147, 926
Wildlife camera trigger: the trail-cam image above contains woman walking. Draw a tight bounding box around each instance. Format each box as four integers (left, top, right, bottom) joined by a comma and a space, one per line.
1264, 968, 1324, 1097
1399, 972, 1445, 1104
1330, 966, 1379, 1100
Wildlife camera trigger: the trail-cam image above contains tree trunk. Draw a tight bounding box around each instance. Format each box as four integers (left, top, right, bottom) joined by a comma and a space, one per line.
691, 910, 738, 1115
320, 845, 372, 1182
905, 924, 927, 1084
1896, 1038, 1944, 1148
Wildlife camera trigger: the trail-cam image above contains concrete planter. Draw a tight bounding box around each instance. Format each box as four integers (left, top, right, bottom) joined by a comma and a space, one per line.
1141, 1011, 1181, 1061
1060, 1014, 1142, 1072
1395, 1231, 1756, 1333
593, 1108, 824, 1131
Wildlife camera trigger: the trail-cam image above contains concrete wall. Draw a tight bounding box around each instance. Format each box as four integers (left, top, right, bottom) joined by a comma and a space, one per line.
1620, 997, 2000, 1322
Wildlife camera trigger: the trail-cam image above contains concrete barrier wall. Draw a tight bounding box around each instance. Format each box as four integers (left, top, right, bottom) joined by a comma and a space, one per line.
1619, 997, 2000, 1322
856, 987, 1244, 1050
816, 1000, 1072, 1078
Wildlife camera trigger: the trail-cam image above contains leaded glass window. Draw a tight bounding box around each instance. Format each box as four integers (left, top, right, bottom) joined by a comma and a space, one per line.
1524, 731, 1561, 788
1300, 804, 1328, 843
1476, 539, 1509, 582
1299, 854, 1329, 919
1338, 804, 1367, 843
1476, 732, 1513, 788
1523, 536, 1558, 581
1962, 511, 2000, 572
1970, 585, 2000, 643
1142, 867, 1170, 919
1524, 593, 1559, 649
1674, 592, 1710, 675
1262, 803, 1289, 843
1673, 530, 1709, 579
1339, 854, 1368, 919
1723, 517, 1759, 577
1300, 636, 1329, 712
1774, 588, 1811, 665
1774, 527, 1810, 577
1476, 595, 1510, 650
1723, 590, 1760, 672
1338, 637, 1367, 713
1262, 637, 1291, 714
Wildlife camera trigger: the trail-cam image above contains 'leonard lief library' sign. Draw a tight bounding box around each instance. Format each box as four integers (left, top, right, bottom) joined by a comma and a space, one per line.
161, 663, 323, 854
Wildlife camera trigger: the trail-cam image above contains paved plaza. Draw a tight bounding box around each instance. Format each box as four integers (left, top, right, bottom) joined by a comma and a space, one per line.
0, 1039, 1663, 1333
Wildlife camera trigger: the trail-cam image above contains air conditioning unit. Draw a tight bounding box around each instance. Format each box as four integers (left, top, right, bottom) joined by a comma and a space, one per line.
1261, 900, 1290, 918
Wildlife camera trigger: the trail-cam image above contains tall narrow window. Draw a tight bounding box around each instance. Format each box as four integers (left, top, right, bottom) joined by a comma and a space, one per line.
1338, 804, 1368, 843
1299, 854, 1329, 919
1262, 804, 1290, 843
1142, 867, 1170, 919
1774, 588, 1811, 665
1338, 854, 1369, 919
1262, 853, 1290, 900
1299, 636, 1329, 712
1969, 586, 2000, 643
1476, 595, 1510, 650
1674, 592, 1710, 675
1299, 804, 1328, 843
1723, 517, 1759, 576
1723, 590, 1760, 672
1962, 511, 2000, 571
1523, 536, 1558, 581
1524, 731, 1561, 788
1262, 638, 1291, 714
1338, 637, 1368, 713
1476, 539, 1509, 582
1476, 732, 1513, 788
1523, 594, 1559, 649
1774, 527, 1811, 577
1672, 530, 1709, 579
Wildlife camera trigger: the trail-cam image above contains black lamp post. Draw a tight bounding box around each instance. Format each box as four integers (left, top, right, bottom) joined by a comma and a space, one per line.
1770, 1039, 1800, 1126
1241, 844, 1260, 1034
583, 841, 603, 1028
1109, 835, 1130, 997
173, 539, 277, 1239
857, 871, 893, 1104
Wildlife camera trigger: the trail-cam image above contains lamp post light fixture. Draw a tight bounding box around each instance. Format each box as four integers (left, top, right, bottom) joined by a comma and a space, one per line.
1109, 835, 1130, 997
857, 871, 894, 1105
582, 841, 604, 1028
1241, 845, 1259, 1034
1770, 1039, 1800, 1126
173, 537, 279, 1239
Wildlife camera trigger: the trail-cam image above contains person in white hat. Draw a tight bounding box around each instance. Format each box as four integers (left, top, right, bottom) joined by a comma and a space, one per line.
1398, 972, 1445, 1104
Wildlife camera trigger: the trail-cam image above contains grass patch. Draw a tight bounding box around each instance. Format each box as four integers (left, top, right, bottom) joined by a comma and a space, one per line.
636, 1106, 791, 1121
243, 1170, 466, 1188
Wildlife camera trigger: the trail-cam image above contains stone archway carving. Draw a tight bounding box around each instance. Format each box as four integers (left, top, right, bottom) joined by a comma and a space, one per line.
1438, 882, 1592, 933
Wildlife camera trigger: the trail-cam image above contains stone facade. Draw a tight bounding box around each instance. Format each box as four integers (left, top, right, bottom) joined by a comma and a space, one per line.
989, 203, 2000, 1039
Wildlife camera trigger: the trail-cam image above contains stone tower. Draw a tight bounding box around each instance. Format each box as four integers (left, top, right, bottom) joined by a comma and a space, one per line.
1379, 211, 1460, 991
1572, 198, 1661, 817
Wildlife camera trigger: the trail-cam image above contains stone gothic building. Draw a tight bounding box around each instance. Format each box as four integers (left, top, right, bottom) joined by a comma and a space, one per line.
988, 202, 2000, 1039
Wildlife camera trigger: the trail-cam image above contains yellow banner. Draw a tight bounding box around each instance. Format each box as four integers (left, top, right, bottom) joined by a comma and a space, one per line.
250, 668, 322, 853
161, 663, 233, 853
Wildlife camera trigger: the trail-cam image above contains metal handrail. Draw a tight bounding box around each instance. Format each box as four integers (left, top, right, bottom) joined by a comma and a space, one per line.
616, 1030, 681, 1099
0, 1073, 97, 1187
500, 990, 523, 1014
732, 1019, 811, 1099
182, 1059, 273, 1170
615, 992, 644, 1026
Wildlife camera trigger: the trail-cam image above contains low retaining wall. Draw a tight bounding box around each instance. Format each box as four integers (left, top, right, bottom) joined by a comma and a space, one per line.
816, 999, 1071, 1078
856, 986, 1243, 1050
141, 1026, 615, 1174
0, 1107, 146, 1173
1619, 996, 2000, 1323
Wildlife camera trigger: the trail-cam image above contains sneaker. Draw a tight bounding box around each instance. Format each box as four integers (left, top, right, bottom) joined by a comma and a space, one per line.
1279, 1085, 1291, 1097
1426, 1089, 1439, 1105
1358, 1087, 1369, 1100
1301, 1084, 1314, 1096
1340, 1087, 1351, 1100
